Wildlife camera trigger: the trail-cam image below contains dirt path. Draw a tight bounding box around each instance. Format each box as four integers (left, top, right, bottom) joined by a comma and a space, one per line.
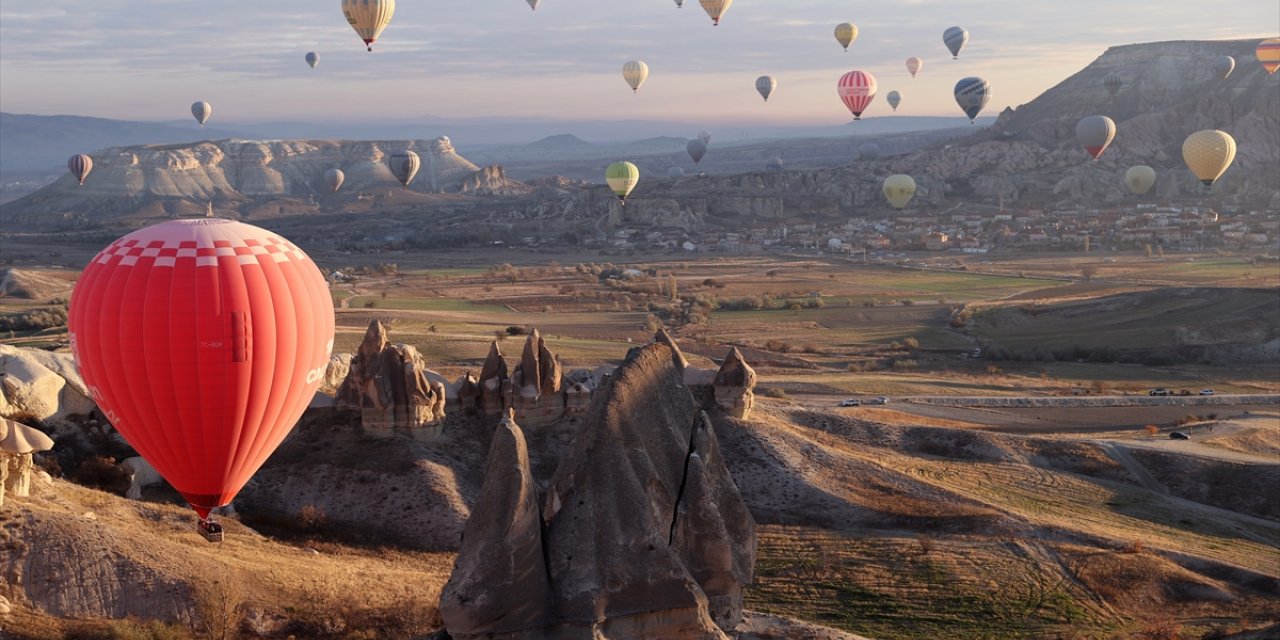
1097, 442, 1169, 495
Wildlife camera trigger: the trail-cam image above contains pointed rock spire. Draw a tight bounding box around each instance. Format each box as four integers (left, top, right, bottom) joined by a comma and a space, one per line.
653, 327, 689, 370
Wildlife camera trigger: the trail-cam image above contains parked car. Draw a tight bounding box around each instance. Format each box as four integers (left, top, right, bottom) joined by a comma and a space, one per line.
1199, 389, 1215, 396
1169, 432, 1189, 440
869, 396, 890, 405
839, 399, 861, 407
1149, 388, 1171, 396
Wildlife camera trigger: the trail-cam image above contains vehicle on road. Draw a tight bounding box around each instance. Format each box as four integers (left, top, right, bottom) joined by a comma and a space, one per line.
839, 399, 862, 407
1169, 432, 1190, 440
1199, 389, 1215, 396
869, 396, 890, 405
1149, 388, 1171, 396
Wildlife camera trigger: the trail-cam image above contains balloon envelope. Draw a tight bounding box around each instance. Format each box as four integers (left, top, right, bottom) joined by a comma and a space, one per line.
674, 0, 684, 6
953, 77, 990, 122
305, 52, 319, 68
755, 75, 777, 101
699, 0, 732, 25
389, 150, 420, 187
1103, 73, 1123, 97
883, 174, 916, 209
324, 168, 345, 192
837, 70, 877, 120
622, 60, 649, 93
943, 26, 968, 59
906, 57, 923, 77
1124, 165, 1156, 195
1257, 38, 1280, 74
766, 157, 784, 171
341, 0, 395, 51
834, 23, 857, 51
668, 166, 685, 178
68, 219, 335, 518
687, 139, 707, 163
1213, 55, 1235, 79
191, 101, 212, 126
1076, 115, 1117, 160
606, 161, 640, 201
68, 154, 93, 186
886, 90, 901, 112
859, 143, 880, 160
527, 0, 540, 9
1182, 130, 1236, 187
698, 130, 712, 145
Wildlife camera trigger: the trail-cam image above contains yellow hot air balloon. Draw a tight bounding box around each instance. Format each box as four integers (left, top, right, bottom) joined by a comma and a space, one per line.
1124, 166, 1156, 195
341, 0, 395, 52
606, 161, 640, 202
1182, 130, 1236, 189
699, 0, 732, 26
1257, 38, 1280, 74
622, 60, 649, 93
834, 23, 858, 51
882, 174, 917, 209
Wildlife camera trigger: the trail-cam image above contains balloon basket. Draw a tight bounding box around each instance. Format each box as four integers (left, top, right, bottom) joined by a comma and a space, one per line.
198, 518, 225, 543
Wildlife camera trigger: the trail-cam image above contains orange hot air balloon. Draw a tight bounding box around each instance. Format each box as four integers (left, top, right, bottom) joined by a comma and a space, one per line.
68, 219, 334, 535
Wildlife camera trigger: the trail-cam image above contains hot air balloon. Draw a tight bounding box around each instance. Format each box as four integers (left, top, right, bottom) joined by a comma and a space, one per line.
305, 52, 319, 68
1124, 165, 1156, 195
835, 23, 858, 51
67, 154, 93, 186
882, 174, 916, 209
527, 0, 540, 9
341, 0, 395, 51
1182, 130, 1236, 189
943, 27, 968, 59
606, 161, 640, 202
389, 150, 420, 187
191, 101, 212, 126
1214, 55, 1235, 79
859, 143, 880, 161
674, 0, 684, 7
699, 0, 732, 26
837, 70, 877, 120
1076, 115, 1117, 160
1103, 73, 1123, 97
622, 60, 649, 93
68, 219, 335, 537
766, 158, 784, 172
906, 57, 923, 77
756, 75, 777, 102
1257, 38, 1280, 74
324, 168, 345, 193
687, 139, 707, 164
668, 167, 685, 178
953, 77, 990, 123
698, 130, 712, 145
886, 90, 901, 112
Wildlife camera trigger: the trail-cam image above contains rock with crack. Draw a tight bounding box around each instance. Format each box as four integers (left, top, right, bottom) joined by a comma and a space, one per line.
439, 408, 554, 637
506, 329, 565, 427
334, 320, 446, 439
712, 348, 757, 420
477, 342, 508, 416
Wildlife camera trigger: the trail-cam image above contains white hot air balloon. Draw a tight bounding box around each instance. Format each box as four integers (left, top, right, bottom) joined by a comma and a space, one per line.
341, 0, 395, 52
622, 60, 649, 93
191, 101, 212, 126
756, 75, 777, 102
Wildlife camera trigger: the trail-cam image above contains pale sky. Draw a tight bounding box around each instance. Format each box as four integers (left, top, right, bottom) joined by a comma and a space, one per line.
1, 0, 1276, 125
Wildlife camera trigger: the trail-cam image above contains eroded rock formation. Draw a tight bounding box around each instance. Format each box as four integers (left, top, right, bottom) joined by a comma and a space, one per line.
442, 343, 756, 639
712, 348, 757, 420
506, 329, 565, 426
477, 342, 509, 416
334, 320, 446, 438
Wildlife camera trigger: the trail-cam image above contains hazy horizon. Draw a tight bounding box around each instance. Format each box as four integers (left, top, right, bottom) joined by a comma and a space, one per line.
2, 1, 1276, 126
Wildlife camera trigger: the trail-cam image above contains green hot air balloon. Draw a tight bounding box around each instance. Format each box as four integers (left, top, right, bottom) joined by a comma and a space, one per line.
606, 161, 640, 202
1124, 166, 1156, 195
883, 174, 917, 209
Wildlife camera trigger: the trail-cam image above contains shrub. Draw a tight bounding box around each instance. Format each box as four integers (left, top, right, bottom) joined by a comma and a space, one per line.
985, 364, 1002, 375
297, 504, 327, 532
1144, 425, 1159, 436
506, 325, 527, 336
892, 359, 919, 370
903, 337, 920, 350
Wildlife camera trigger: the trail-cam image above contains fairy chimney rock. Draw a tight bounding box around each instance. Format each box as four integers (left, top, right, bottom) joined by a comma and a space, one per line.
335, 320, 446, 438
478, 342, 508, 416
712, 348, 756, 420
653, 327, 690, 370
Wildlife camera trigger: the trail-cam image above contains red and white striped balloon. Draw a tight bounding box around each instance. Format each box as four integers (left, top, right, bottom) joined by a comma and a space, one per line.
837, 70, 878, 120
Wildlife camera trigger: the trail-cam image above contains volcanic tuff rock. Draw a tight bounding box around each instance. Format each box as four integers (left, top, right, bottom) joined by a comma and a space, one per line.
441, 343, 756, 639
335, 320, 446, 438
0, 345, 94, 426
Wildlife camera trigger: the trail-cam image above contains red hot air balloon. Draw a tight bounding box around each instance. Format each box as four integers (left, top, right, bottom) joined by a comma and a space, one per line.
837, 70, 878, 120
68, 219, 334, 537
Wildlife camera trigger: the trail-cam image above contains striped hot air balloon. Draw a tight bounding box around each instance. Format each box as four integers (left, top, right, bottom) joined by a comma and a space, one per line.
1076, 115, 1117, 160
837, 70, 877, 120
68, 154, 93, 186
906, 57, 923, 77
341, 0, 395, 52
622, 60, 649, 93
699, 0, 732, 26
943, 26, 968, 59
953, 77, 990, 123
1257, 38, 1280, 74
1103, 73, 1123, 97
606, 161, 640, 202
834, 23, 858, 51
389, 150, 420, 187
756, 75, 777, 102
